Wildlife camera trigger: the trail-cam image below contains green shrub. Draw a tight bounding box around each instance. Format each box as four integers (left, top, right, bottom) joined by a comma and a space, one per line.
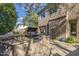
65, 36, 75, 44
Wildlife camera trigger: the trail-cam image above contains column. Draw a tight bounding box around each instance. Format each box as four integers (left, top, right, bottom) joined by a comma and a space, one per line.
66, 11, 71, 38
45, 24, 49, 36
77, 19, 79, 40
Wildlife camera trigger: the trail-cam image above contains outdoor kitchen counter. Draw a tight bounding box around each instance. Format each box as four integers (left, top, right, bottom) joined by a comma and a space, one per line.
0, 35, 30, 56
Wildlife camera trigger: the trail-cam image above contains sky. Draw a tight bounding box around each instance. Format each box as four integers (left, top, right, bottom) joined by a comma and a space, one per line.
15, 4, 26, 25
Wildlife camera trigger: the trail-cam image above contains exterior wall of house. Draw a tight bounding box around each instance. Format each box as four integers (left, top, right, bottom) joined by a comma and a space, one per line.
38, 4, 79, 40
38, 4, 66, 39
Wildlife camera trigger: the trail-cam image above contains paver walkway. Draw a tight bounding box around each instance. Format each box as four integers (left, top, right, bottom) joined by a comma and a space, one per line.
28, 35, 78, 56
52, 40, 78, 56
66, 48, 79, 56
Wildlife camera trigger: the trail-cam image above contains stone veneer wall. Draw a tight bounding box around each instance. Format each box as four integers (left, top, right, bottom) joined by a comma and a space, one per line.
48, 17, 66, 39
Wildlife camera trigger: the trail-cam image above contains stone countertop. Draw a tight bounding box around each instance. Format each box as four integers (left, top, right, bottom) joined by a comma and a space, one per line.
0, 35, 29, 45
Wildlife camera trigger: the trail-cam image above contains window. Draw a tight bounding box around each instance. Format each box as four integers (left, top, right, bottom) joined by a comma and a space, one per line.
70, 20, 77, 36
40, 12, 45, 18
49, 8, 57, 15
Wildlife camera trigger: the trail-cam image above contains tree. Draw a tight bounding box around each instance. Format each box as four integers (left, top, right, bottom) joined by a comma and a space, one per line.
23, 11, 38, 27
21, 4, 39, 27
19, 3, 45, 27
0, 4, 17, 34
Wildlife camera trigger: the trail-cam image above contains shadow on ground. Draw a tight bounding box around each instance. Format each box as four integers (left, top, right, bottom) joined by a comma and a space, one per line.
32, 35, 43, 43
66, 48, 79, 56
